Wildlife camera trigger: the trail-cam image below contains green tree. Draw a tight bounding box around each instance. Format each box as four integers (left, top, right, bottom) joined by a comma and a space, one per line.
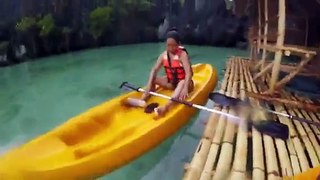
37, 14, 56, 53
107, 0, 154, 43
108, 0, 153, 16
89, 6, 113, 40
133, 0, 153, 11
16, 17, 36, 32
37, 14, 55, 37
16, 17, 38, 57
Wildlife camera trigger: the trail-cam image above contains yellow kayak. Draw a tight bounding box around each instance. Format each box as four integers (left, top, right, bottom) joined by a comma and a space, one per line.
0, 63, 217, 179
283, 167, 320, 180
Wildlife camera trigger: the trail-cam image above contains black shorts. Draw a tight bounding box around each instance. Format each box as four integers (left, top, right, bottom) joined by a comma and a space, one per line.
167, 78, 180, 89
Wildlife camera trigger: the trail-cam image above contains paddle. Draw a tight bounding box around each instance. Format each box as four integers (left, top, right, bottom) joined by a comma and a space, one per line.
119, 82, 289, 140
209, 92, 320, 128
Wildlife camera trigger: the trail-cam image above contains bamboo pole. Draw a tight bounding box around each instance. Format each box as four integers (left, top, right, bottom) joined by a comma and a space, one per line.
183, 60, 234, 180
198, 59, 237, 180
286, 95, 320, 162
212, 58, 239, 180
305, 18, 309, 47
253, 62, 274, 80
244, 60, 281, 179
260, 0, 269, 71
183, 60, 233, 180
281, 92, 319, 168
252, 94, 299, 176
229, 56, 250, 60
245, 92, 320, 112
272, 63, 320, 77
198, 60, 234, 179
254, 58, 264, 70
203, 62, 231, 140
296, 97, 320, 138
254, 53, 272, 71
258, 44, 317, 56
253, 42, 258, 62
255, 61, 308, 176
253, 86, 302, 176
249, 41, 259, 65
229, 59, 249, 179
283, 96, 319, 166
269, 0, 286, 94
242, 60, 266, 180
257, 0, 262, 51
272, 56, 313, 91
250, 45, 254, 61
285, 141, 302, 175
263, 74, 310, 173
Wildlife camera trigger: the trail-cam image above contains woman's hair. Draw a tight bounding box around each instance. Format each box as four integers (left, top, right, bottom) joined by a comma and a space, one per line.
166, 27, 180, 43
169, 27, 178, 32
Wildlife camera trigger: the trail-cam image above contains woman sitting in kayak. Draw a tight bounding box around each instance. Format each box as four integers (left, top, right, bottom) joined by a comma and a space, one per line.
141, 29, 194, 116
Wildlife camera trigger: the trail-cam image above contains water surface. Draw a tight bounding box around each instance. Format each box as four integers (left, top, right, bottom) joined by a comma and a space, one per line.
0, 43, 248, 179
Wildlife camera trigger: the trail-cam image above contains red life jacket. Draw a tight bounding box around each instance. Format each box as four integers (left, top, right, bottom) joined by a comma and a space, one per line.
162, 46, 189, 85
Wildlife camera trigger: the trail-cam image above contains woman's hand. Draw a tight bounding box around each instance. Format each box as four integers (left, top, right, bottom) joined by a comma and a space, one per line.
141, 84, 152, 100
146, 84, 153, 94
179, 87, 189, 100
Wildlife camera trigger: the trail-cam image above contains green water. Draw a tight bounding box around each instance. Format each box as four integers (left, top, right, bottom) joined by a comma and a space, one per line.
0, 43, 247, 180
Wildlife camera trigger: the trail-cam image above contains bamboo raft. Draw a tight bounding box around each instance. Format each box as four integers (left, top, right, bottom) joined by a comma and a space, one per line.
183, 57, 320, 180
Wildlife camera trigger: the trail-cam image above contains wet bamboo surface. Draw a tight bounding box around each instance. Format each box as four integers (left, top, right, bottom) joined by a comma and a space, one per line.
183, 57, 320, 180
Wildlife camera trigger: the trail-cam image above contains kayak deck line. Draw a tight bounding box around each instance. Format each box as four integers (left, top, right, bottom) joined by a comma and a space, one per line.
183, 57, 320, 180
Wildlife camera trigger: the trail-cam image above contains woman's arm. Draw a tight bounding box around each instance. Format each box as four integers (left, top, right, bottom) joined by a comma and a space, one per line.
180, 51, 192, 90
146, 53, 163, 87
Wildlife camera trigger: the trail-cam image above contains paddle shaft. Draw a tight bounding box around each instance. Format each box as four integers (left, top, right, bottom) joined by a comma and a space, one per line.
263, 108, 320, 127
120, 82, 289, 139
209, 92, 320, 128
120, 82, 242, 120
137, 88, 242, 120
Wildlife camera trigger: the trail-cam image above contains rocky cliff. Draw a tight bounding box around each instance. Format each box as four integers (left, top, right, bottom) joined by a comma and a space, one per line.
0, 0, 249, 66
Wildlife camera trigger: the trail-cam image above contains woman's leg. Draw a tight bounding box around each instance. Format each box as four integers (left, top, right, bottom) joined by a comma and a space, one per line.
188, 80, 194, 93
155, 79, 193, 116
141, 76, 174, 101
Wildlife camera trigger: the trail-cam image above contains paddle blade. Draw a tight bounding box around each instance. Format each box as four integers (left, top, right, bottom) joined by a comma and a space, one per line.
119, 82, 141, 92
144, 103, 159, 113
252, 120, 289, 140
209, 92, 247, 107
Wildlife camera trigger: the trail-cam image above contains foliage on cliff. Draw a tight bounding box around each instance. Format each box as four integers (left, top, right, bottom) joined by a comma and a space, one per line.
89, 7, 113, 40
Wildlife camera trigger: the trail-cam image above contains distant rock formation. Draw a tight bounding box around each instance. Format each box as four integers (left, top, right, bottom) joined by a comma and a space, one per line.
0, 0, 253, 66
156, 0, 249, 48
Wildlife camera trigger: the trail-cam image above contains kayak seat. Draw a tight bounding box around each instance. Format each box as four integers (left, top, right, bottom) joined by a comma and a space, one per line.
74, 126, 138, 159
58, 114, 113, 146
